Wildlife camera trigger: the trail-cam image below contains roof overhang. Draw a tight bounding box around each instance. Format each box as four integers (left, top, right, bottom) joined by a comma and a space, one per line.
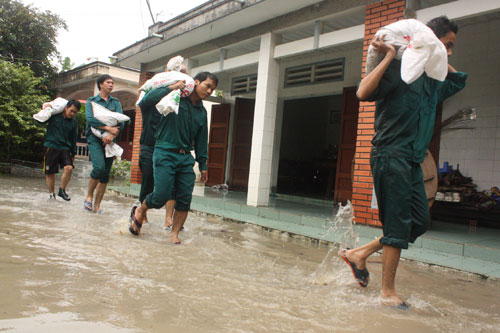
113, 0, 324, 70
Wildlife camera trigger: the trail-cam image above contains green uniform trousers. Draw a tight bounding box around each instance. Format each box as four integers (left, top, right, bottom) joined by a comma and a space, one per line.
370, 156, 429, 249
88, 134, 114, 184
138, 145, 154, 203
145, 148, 195, 211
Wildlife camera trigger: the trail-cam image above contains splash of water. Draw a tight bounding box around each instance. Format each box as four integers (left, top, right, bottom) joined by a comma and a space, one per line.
311, 201, 360, 285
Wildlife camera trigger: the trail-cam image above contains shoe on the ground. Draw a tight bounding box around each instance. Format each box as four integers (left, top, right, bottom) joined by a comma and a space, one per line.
49, 193, 56, 200
58, 187, 71, 201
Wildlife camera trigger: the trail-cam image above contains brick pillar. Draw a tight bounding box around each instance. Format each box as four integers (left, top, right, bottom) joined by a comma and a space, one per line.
352, 0, 405, 226
130, 71, 155, 186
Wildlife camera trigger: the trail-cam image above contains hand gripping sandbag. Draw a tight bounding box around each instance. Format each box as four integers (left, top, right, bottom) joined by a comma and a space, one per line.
135, 71, 195, 106
33, 97, 68, 122
90, 128, 124, 158
90, 102, 130, 158
365, 19, 448, 84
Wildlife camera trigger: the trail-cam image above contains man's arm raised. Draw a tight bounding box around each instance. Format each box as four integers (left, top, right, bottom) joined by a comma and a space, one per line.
357, 35, 396, 100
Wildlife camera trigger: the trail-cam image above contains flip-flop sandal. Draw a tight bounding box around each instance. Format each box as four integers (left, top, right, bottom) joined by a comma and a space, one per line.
84, 200, 93, 211
129, 206, 142, 236
340, 249, 370, 288
393, 301, 410, 310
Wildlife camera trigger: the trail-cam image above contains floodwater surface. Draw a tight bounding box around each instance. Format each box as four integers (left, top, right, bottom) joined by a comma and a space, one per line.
0, 175, 499, 332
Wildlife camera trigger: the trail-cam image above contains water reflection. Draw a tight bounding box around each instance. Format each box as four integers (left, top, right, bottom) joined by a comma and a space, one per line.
0, 175, 499, 332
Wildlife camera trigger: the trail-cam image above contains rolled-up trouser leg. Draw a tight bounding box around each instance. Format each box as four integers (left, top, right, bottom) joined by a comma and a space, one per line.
173, 154, 196, 211
145, 148, 176, 209
138, 145, 154, 203
88, 135, 114, 183
371, 156, 413, 249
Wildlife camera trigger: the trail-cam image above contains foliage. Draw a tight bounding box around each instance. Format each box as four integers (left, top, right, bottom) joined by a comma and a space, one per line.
60, 56, 75, 72
0, 0, 67, 84
0, 60, 48, 162
110, 158, 131, 179
75, 103, 86, 138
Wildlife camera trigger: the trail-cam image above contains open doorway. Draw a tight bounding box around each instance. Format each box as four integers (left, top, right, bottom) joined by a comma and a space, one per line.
277, 95, 342, 199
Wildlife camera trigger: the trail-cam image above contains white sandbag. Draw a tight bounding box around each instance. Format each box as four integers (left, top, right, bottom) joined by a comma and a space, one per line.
166, 55, 184, 72
365, 19, 448, 84
90, 127, 124, 158
156, 89, 182, 116
33, 97, 68, 122
91, 102, 130, 126
90, 102, 129, 158
135, 71, 195, 106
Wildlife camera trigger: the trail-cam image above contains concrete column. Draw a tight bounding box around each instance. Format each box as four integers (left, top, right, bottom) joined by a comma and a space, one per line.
184, 58, 199, 76
247, 32, 280, 207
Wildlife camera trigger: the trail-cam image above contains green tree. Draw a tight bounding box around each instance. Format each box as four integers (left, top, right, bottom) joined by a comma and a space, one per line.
60, 56, 75, 72
0, 0, 66, 81
0, 60, 48, 162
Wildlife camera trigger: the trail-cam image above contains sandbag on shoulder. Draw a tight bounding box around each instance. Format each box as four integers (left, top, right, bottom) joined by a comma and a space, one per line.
33, 97, 68, 122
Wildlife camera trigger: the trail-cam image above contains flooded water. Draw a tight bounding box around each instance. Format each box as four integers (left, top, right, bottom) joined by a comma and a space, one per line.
0, 175, 499, 332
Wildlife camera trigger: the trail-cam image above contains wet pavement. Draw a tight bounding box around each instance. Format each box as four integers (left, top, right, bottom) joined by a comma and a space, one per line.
0, 175, 499, 332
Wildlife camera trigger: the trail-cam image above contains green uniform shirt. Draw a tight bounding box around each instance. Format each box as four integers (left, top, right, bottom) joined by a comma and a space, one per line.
85, 94, 124, 140
364, 59, 467, 163
140, 86, 209, 171
43, 112, 78, 156
138, 88, 162, 147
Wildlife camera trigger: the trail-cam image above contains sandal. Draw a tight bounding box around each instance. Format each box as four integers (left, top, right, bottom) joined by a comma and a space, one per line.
84, 200, 93, 211
129, 206, 142, 236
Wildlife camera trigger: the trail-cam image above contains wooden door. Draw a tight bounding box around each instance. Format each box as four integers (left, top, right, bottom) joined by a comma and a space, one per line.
229, 98, 255, 190
206, 104, 231, 186
334, 87, 360, 203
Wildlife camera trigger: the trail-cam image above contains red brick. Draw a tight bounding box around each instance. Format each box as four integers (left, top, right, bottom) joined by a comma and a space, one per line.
388, 12, 404, 20
382, 7, 400, 16
356, 146, 371, 153
370, 16, 388, 24
388, 0, 405, 8
358, 123, 374, 129
370, 5, 388, 14
354, 159, 370, 166
354, 171, 370, 177
359, 164, 372, 171
361, 129, 375, 135
355, 217, 367, 224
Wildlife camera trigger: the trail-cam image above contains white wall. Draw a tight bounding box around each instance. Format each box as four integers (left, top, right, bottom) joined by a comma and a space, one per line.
439, 15, 500, 191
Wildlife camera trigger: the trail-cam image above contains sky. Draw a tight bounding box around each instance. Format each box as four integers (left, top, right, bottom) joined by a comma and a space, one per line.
21, 0, 208, 68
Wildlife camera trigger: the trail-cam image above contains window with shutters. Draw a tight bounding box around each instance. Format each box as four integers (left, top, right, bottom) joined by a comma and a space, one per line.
284, 58, 345, 87
231, 74, 257, 95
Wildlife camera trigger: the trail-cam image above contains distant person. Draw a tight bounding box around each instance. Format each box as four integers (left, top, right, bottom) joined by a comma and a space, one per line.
42, 99, 81, 201
340, 16, 467, 309
130, 72, 217, 244
84, 75, 124, 213
137, 61, 188, 228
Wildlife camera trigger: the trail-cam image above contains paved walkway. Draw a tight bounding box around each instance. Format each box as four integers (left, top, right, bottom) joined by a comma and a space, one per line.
109, 183, 500, 279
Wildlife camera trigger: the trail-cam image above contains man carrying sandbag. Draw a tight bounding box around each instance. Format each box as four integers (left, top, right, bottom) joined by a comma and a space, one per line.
340, 16, 467, 309
136, 57, 188, 229
130, 72, 218, 244
84, 74, 125, 213
42, 99, 81, 201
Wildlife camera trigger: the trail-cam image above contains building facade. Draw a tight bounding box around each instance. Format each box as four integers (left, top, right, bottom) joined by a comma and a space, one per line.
113, 0, 500, 226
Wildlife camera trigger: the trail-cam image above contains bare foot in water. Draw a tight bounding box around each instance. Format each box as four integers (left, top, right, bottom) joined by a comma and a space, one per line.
169, 232, 181, 244
381, 293, 408, 309
339, 248, 367, 270
164, 217, 173, 230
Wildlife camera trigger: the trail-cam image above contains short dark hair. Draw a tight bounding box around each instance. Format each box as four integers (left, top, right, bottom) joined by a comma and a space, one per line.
66, 99, 81, 110
427, 16, 458, 38
96, 74, 113, 90
194, 72, 218, 86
